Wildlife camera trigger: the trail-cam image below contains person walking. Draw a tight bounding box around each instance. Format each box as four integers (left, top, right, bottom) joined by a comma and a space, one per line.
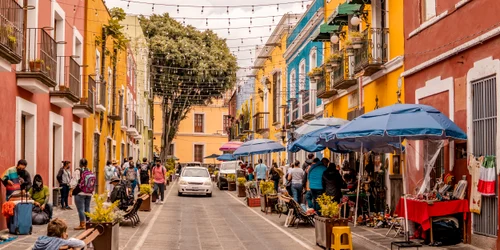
307, 158, 327, 214
2, 159, 32, 201
288, 161, 304, 203
302, 153, 314, 171
70, 159, 95, 230
323, 162, 343, 203
269, 162, 281, 192
124, 158, 140, 197
139, 158, 151, 185
152, 159, 166, 204
255, 159, 268, 182
56, 161, 72, 210
104, 160, 118, 201
30, 174, 53, 220
122, 157, 133, 177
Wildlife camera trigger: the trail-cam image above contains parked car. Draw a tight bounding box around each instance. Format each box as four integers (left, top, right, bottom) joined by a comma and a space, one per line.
216, 160, 241, 190
178, 167, 213, 197
184, 162, 203, 167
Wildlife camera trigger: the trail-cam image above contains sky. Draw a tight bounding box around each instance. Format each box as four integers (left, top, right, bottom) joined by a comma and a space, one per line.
106, 0, 309, 85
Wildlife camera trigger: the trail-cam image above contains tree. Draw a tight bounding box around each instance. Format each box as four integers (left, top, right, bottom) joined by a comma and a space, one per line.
139, 13, 238, 162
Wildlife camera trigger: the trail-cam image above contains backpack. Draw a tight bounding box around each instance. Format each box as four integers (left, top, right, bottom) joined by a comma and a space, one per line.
105, 166, 115, 181
79, 168, 96, 194
140, 164, 149, 179
125, 167, 138, 181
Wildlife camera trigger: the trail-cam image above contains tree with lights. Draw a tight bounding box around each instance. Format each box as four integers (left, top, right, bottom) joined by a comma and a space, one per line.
139, 13, 238, 162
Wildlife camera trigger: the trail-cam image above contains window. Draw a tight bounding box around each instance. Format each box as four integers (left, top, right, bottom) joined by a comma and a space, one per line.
273, 72, 280, 123
290, 70, 297, 98
420, 0, 436, 22
194, 114, 204, 133
310, 48, 317, 69
95, 50, 100, 80
194, 144, 204, 163
223, 115, 230, 134
299, 60, 306, 91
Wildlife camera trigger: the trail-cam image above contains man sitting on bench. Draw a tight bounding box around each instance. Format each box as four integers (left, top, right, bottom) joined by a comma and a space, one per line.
109, 177, 132, 210
33, 218, 86, 250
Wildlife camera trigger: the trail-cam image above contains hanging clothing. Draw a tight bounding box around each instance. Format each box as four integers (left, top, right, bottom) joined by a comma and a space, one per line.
468, 155, 483, 214
478, 156, 496, 196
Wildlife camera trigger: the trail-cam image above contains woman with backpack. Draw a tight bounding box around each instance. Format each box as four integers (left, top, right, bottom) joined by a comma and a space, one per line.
56, 161, 72, 210
152, 159, 166, 204
104, 160, 118, 201
70, 159, 95, 230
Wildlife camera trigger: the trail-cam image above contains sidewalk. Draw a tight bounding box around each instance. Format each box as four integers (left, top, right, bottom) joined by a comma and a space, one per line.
226, 191, 481, 250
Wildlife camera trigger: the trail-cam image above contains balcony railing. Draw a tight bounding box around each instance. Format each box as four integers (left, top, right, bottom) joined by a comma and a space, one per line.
253, 112, 269, 134
353, 28, 389, 76
0, 0, 23, 63
98, 80, 106, 107
301, 90, 312, 118
18, 28, 57, 86
87, 76, 95, 111
316, 66, 336, 99
332, 52, 357, 90
51, 56, 80, 101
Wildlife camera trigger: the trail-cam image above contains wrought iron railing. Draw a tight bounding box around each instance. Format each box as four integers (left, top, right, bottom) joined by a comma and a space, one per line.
20, 28, 57, 82
69, 57, 80, 97
55, 56, 80, 98
253, 112, 269, 132
302, 91, 310, 115
333, 52, 350, 86
81, 76, 96, 112
316, 78, 326, 97
98, 80, 106, 106
354, 28, 389, 73
0, 0, 23, 62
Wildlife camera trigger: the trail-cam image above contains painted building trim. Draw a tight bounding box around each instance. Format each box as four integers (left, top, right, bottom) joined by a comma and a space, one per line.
48, 112, 64, 192
15, 97, 37, 175
402, 26, 500, 77
72, 122, 83, 172
408, 10, 449, 38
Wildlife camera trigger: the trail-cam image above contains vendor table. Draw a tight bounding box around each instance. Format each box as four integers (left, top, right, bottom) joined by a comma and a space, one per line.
395, 198, 469, 243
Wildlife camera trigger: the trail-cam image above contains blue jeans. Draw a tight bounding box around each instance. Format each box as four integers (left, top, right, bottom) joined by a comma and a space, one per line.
291, 183, 303, 204
75, 195, 91, 222
310, 189, 324, 214
305, 190, 314, 208
131, 181, 137, 195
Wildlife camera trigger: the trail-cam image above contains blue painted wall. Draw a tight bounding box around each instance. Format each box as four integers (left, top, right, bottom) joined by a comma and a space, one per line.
286, 0, 324, 47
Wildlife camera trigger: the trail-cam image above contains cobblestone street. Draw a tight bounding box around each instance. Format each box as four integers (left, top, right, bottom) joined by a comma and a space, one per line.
0, 181, 483, 250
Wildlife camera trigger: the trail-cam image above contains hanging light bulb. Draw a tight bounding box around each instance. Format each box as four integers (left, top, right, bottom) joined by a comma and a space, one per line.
177, 5, 179, 13
249, 27, 251, 34
241, 39, 243, 44
330, 34, 339, 44
301, 1, 304, 8
252, 5, 254, 13
228, 29, 230, 34
260, 36, 263, 43
74, 5, 77, 12
183, 18, 185, 25
227, 6, 229, 14
238, 47, 240, 51
277, 4, 279, 11
272, 16, 275, 23
250, 17, 252, 25
152, 3, 154, 12
228, 18, 231, 26
201, 6, 204, 14
351, 15, 361, 26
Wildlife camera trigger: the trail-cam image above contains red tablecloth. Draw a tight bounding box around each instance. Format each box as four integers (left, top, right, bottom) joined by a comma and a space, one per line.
394, 198, 469, 231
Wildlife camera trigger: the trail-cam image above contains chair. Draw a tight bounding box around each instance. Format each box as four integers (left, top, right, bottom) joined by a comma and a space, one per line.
289, 199, 315, 228
386, 217, 404, 238
331, 226, 352, 250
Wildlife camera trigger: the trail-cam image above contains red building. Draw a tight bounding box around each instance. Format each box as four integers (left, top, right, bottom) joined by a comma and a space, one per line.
0, 0, 88, 226
403, 0, 500, 247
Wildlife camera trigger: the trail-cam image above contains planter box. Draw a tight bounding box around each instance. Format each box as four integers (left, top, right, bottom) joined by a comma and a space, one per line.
247, 197, 260, 207
260, 194, 278, 213
314, 216, 349, 250
237, 186, 246, 197
228, 182, 236, 191
139, 195, 151, 212
86, 222, 119, 250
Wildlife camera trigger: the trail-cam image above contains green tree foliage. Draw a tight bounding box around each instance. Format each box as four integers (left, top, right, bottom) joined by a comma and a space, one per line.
139, 13, 237, 161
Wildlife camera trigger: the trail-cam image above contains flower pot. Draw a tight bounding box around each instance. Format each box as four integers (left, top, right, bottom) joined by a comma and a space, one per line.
139, 194, 151, 212
314, 75, 321, 80
346, 48, 354, 57
237, 185, 246, 197
228, 181, 236, 191
247, 197, 260, 207
331, 61, 339, 68
86, 222, 119, 250
29, 61, 42, 72
326, 68, 333, 73
314, 216, 349, 250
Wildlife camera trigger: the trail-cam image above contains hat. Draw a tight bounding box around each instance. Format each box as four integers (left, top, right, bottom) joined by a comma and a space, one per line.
112, 160, 118, 164
110, 177, 120, 183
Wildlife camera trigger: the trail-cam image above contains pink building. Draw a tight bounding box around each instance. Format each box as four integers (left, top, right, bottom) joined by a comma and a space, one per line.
0, 0, 88, 226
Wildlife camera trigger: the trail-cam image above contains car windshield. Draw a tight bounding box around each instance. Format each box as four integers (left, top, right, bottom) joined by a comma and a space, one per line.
182, 169, 209, 177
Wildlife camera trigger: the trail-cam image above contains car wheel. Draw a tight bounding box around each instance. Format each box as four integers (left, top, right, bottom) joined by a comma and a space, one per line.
178, 192, 182, 196
206, 193, 212, 197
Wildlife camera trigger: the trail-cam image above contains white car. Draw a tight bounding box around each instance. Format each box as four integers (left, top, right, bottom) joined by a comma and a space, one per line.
178, 167, 213, 197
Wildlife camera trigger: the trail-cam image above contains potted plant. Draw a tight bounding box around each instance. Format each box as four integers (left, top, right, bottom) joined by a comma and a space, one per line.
314, 193, 348, 250
227, 174, 236, 191
349, 31, 364, 49
85, 194, 121, 250
237, 177, 246, 197
245, 181, 260, 207
328, 53, 342, 68
29, 59, 44, 72
139, 184, 153, 212
259, 180, 276, 212
307, 67, 323, 80
344, 40, 355, 56
59, 85, 69, 92
165, 171, 171, 186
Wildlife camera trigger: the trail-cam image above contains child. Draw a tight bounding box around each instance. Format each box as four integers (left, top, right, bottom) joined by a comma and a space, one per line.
33, 218, 86, 250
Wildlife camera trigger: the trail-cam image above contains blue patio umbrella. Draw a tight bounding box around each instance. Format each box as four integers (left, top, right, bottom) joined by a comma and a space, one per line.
216, 153, 237, 161
233, 139, 285, 156
322, 103, 467, 240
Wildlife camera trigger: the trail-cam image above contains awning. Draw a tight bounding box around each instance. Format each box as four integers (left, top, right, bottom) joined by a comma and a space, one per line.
310, 23, 340, 42
328, 3, 362, 25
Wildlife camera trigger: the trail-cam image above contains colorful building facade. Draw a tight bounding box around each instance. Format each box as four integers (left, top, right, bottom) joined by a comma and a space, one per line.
402, 0, 500, 247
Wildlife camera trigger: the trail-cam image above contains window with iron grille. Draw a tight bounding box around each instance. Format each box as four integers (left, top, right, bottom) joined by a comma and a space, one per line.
471, 75, 498, 237
273, 72, 280, 123
292, 99, 299, 121
194, 144, 204, 163
223, 115, 230, 134
194, 114, 204, 133
302, 90, 310, 116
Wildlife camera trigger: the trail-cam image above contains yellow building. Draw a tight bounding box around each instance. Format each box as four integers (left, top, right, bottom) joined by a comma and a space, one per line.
83, 2, 130, 193
249, 14, 301, 165
153, 98, 230, 165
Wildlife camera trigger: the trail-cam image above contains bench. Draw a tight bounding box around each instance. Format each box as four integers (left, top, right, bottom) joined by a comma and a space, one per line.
121, 195, 145, 228
59, 228, 100, 250
279, 195, 314, 228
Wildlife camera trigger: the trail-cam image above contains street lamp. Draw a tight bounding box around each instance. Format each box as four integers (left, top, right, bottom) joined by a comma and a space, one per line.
330, 34, 339, 44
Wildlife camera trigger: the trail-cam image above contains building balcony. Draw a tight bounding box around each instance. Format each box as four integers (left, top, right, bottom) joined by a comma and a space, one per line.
353, 28, 388, 76
50, 56, 81, 108
73, 76, 94, 118
126, 112, 138, 136
0, 0, 23, 69
332, 52, 357, 90
95, 79, 106, 112
301, 90, 315, 121
16, 28, 57, 93
253, 112, 269, 134
316, 73, 336, 99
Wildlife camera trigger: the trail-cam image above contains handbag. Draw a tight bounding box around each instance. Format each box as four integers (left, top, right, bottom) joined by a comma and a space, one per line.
32, 206, 49, 225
